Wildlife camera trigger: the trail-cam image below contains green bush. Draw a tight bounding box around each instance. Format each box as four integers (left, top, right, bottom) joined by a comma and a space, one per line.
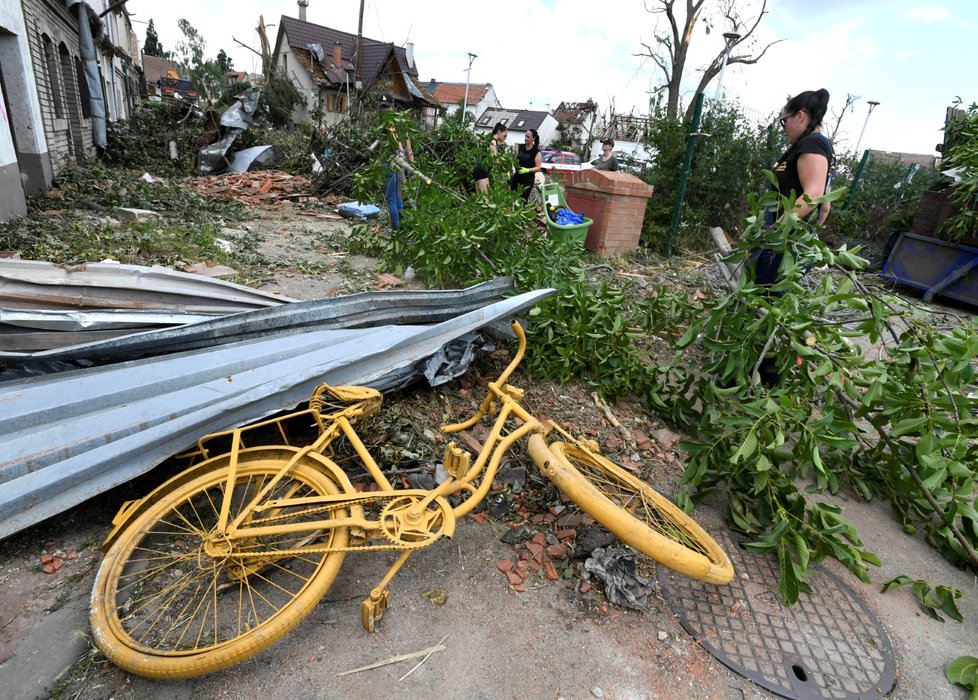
826, 156, 939, 246
639, 98, 782, 254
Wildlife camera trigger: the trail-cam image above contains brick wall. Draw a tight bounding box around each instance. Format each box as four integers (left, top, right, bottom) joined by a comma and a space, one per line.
564, 171, 654, 256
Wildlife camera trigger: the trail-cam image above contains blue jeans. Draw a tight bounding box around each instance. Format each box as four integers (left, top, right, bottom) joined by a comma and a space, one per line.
384, 167, 403, 228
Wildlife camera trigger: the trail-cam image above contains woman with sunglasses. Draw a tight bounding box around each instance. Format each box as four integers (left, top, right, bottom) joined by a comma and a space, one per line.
772, 89, 833, 227
754, 89, 833, 286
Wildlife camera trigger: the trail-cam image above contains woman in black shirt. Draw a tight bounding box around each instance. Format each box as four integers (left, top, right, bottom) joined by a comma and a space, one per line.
754, 89, 833, 285
510, 129, 542, 201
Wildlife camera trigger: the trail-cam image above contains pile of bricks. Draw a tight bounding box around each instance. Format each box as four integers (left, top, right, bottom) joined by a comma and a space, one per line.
188, 171, 314, 206
495, 528, 578, 593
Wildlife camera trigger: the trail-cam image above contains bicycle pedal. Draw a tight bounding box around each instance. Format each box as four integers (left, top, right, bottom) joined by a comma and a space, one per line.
360, 588, 392, 632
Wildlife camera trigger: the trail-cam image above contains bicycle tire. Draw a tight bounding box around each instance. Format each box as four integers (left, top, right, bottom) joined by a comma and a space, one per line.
90, 454, 350, 679
536, 438, 733, 584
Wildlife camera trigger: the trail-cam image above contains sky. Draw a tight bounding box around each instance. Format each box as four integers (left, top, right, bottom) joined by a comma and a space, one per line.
125, 0, 977, 157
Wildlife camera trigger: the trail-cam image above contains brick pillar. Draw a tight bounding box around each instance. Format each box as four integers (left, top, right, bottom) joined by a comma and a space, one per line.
564, 171, 654, 256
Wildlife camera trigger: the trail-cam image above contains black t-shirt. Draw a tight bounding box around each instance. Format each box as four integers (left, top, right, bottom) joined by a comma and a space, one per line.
512, 144, 540, 188
516, 144, 539, 170
771, 132, 833, 219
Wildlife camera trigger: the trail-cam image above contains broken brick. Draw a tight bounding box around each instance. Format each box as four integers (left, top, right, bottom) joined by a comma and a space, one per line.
555, 513, 584, 528
556, 528, 577, 542
528, 559, 542, 573
544, 560, 559, 581
496, 558, 514, 573
579, 582, 592, 594
468, 512, 487, 524
546, 543, 568, 559
506, 571, 523, 586
530, 532, 547, 546
511, 583, 525, 593
40, 553, 54, 565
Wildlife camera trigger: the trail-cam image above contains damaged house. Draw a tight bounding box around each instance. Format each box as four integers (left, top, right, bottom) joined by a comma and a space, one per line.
0, 0, 138, 222
272, 9, 439, 126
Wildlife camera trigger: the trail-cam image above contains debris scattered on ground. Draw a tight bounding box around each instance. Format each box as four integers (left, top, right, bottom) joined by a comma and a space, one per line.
583, 546, 655, 610
187, 171, 315, 206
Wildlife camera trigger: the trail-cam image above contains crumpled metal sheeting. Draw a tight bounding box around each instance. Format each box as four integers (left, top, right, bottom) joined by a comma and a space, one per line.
0, 308, 220, 332
0, 277, 515, 365
0, 289, 555, 540
584, 545, 655, 610
0, 258, 294, 313
0, 309, 222, 354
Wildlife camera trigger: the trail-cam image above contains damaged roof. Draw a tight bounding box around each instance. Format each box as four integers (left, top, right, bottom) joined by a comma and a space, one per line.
278, 15, 436, 106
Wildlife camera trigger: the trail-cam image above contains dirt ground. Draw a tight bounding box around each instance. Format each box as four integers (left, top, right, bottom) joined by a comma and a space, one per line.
1, 203, 976, 700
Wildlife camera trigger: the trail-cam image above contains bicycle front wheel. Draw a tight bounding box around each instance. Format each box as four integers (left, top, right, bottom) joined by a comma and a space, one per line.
540, 439, 733, 585
90, 454, 350, 679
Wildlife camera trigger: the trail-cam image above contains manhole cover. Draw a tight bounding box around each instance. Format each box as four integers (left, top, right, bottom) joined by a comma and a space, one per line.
659, 525, 897, 699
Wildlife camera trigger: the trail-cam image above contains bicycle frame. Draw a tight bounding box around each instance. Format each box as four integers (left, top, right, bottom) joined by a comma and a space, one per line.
198, 321, 561, 544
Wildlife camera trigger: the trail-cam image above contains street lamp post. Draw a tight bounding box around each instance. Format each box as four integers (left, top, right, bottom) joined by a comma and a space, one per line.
713, 31, 741, 102
461, 52, 477, 125
853, 100, 880, 156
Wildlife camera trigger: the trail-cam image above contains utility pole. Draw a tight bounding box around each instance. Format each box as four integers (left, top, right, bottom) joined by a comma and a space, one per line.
461, 52, 477, 126
853, 100, 880, 156
713, 32, 741, 102
354, 0, 365, 91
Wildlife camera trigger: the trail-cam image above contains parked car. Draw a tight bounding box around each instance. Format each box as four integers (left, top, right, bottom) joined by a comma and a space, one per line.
540, 150, 592, 173
159, 76, 199, 101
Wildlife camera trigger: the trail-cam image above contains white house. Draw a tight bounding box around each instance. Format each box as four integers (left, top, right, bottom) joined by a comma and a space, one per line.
427, 82, 501, 125
474, 108, 559, 149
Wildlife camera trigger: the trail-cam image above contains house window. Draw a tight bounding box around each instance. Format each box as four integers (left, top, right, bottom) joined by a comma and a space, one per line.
41, 34, 64, 118
75, 57, 92, 118
479, 116, 490, 125
516, 120, 525, 127
326, 94, 346, 112
500, 118, 508, 126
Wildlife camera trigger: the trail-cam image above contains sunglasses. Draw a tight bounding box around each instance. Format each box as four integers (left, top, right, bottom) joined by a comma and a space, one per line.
778, 114, 793, 128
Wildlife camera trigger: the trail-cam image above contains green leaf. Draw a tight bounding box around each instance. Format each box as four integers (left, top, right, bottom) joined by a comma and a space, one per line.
946, 656, 978, 689
778, 545, 801, 604
732, 430, 758, 463
890, 416, 929, 437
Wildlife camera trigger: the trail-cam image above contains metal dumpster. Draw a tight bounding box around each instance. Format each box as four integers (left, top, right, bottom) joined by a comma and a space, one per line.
880, 231, 978, 306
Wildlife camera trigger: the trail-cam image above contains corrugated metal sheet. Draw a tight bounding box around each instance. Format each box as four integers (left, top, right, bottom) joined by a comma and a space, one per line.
0, 288, 554, 540
0, 309, 221, 353
0, 277, 514, 366
0, 258, 294, 312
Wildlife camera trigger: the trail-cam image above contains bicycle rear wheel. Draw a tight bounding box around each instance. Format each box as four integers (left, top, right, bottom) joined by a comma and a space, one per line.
539, 439, 733, 584
90, 453, 350, 679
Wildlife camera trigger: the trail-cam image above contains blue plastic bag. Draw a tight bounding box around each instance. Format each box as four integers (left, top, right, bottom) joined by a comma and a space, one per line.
555, 207, 585, 226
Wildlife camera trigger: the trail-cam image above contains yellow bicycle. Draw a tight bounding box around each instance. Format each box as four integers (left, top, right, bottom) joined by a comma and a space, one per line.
90, 320, 733, 679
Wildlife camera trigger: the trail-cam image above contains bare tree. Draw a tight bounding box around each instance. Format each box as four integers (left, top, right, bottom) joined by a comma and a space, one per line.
827, 93, 859, 145
635, 0, 782, 120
